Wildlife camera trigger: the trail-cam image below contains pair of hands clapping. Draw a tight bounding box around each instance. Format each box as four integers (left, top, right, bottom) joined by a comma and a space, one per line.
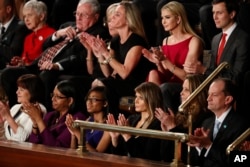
106, 113, 131, 143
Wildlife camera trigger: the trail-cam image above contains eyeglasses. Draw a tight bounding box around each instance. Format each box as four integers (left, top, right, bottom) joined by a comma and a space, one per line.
51, 93, 68, 99
86, 98, 104, 103
73, 11, 94, 19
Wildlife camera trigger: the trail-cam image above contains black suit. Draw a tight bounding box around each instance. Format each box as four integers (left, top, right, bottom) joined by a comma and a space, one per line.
0, 22, 110, 109
0, 17, 30, 69
197, 109, 248, 167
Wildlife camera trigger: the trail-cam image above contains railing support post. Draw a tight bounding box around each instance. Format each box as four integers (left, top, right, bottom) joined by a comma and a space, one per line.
78, 127, 88, 153
170, 140, 185, 167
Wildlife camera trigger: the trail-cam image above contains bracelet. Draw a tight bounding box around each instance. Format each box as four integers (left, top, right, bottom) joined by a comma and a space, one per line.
100, 56, 114, 65
170, 65, 176, 73
105, 55, 114, 64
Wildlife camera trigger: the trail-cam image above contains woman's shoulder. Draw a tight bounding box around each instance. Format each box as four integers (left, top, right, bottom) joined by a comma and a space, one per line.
148, 118, 161, 130
10, 104, 22, 114
126, 33, 147, 46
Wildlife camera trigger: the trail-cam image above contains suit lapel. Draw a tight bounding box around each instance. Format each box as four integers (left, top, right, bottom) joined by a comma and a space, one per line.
212, 33, 221, 66
214, 109, 233, 140
1, 17, 19, 41
220, 27, 239, 63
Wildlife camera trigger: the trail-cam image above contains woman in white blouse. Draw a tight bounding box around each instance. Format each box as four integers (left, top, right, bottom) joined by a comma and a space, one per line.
0, 74, 46, 141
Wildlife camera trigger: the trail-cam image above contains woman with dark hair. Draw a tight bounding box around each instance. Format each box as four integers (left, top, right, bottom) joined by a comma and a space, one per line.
65, 86, 111, 153
155, 74, 212, 164
0, 74, 46, 141
107, 82, 163, 161
27, 80, 86, 148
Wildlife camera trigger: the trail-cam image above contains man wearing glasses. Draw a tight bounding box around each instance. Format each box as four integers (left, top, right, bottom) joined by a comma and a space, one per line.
0, 0, 110, 110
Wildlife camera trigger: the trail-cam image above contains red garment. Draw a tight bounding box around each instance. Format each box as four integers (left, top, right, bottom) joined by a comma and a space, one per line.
159, 36, 193, 83
21, 25, 55, 65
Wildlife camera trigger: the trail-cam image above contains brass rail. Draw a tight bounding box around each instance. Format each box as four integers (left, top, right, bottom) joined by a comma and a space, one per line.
178, 62, 229, 112
226, 128, 250, 155
178, 62, 229, 166
73, 120, 189, 167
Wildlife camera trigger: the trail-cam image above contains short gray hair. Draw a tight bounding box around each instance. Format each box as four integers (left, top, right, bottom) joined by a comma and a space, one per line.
23, 0, 47, 20
78, 0, 101, 14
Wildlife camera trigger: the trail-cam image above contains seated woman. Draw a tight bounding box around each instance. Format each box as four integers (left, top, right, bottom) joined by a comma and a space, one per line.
9, 0, 55, 66
155, 74, 213, 164
27, 80, 86, 148
0, 74, 47, 141
107, 82, 163, 161
142, 1, 204, 85
65, 86, 111, 153
86, 1, 154, 114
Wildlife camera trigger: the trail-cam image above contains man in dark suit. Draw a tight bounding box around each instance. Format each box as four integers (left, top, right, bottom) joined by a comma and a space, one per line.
0, 0, 30, 69
183, 0, 250, 117
187, 78, 248, 167
0, 0, 110, 109
184, 0, 250, 85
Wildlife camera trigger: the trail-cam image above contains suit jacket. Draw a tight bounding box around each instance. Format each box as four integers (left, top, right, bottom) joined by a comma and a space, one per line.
199, 108, 248, 167
206, 26, 250, 85
0, 17, 31, 69
27, 21, 110, 76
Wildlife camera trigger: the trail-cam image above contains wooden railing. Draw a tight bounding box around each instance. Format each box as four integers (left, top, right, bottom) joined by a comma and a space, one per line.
0, 139, 168, 167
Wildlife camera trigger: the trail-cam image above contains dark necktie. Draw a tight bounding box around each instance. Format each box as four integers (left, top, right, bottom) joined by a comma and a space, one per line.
0, 26, 5, 40
216, 33, 227, 65
38, 39, 68, 67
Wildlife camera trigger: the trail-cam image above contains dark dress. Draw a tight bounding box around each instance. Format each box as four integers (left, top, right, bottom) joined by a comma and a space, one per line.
100, 33, 154, 113
112, 114, 162, 161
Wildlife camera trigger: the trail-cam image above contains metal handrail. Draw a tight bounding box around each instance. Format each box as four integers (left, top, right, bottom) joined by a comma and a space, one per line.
178, 62, 229, 166
179, 62, 229, 112
73, 120, 188, 167
226, 128, 250, 155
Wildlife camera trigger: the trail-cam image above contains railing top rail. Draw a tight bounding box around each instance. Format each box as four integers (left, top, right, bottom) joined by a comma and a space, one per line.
73, 120, 189, 142
226, 128, 250, 155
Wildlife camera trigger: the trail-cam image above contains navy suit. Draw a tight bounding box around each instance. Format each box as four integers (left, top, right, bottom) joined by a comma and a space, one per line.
197, 109, 248, 167
0, 17, 30, 69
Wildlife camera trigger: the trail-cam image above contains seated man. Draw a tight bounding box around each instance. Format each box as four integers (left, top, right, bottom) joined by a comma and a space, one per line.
187, 78, 249, 167
0, 0, 30, 69
0, 0, 110, 110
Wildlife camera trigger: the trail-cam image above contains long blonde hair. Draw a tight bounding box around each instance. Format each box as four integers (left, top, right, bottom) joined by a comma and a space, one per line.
119, 1, 147, 41
161, 1, 203, 42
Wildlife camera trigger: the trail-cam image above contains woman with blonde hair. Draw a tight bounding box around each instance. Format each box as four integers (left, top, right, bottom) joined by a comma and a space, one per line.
143, 1, 204, 85
83, 1, 154, 113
